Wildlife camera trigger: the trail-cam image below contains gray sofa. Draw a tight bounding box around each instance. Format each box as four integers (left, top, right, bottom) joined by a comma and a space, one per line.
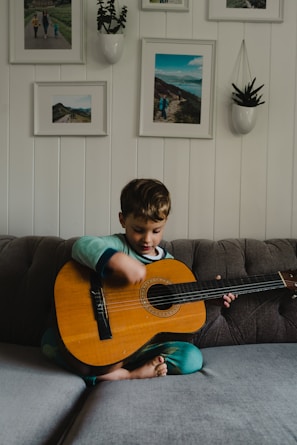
1, 235, 297, 445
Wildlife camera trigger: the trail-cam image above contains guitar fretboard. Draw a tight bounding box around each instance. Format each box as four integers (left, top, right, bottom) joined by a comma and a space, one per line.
149, 273, 283, 306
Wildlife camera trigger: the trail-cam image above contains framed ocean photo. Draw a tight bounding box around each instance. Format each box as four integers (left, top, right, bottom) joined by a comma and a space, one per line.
139, 38, 216, 138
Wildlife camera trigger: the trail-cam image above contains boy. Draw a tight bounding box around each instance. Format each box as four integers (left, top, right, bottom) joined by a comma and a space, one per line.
68, 178, 237, 383
32, 13, 40, 39
53, 22, 59, 38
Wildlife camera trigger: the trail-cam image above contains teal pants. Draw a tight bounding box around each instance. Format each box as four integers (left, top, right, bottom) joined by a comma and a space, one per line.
41, 328, 203, 386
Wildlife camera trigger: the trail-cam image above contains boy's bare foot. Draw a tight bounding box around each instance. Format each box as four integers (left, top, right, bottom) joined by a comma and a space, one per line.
130, 355, 167, 379
97, 356, 167, 382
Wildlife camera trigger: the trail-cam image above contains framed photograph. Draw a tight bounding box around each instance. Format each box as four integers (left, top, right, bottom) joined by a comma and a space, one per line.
139, 38, 216, 139
142, 0, 189, 11
34, 81, 108, 136
208, 0, 284, 23
9, 0, 85, 64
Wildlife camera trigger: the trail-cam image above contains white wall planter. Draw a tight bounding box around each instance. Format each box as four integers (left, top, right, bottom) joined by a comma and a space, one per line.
231, 103, 258, 135
98, 33, 124, 64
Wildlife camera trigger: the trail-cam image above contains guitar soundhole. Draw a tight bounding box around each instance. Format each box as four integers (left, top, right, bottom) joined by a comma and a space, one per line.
140, 276, 180, 318
147, 284, 172, 311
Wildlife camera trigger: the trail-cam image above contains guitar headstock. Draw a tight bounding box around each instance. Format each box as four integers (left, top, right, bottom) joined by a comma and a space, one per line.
280, 270, 297, 292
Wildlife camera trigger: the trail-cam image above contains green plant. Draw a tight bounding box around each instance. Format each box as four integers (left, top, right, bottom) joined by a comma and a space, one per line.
97, 0, 128, 34
232, 77, 265, 107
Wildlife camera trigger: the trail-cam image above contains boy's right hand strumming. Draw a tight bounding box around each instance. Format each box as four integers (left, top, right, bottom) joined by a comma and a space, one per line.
107, 252, 147, 284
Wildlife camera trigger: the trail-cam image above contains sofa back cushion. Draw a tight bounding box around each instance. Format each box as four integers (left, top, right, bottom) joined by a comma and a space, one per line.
0, 236, 75, 346
1, 235, 297, 348
162, 238, 297, 346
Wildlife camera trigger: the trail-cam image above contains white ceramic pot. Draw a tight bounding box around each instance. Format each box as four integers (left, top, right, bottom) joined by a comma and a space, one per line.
231, 103, 258, 134
98, 33, 124, 64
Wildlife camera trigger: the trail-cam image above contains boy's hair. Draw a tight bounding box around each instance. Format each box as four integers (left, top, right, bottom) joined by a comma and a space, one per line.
120, 179, 171, 221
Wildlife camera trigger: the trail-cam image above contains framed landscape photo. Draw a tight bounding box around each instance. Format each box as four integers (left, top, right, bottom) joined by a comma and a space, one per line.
208, 0, 284, 23
139, 38, 216, 139
9, 0, 85, 64
142, 0, 189, 11
34, 81, 108, 136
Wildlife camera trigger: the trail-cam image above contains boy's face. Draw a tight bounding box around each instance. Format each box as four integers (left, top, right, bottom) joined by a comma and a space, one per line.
119, 213, 167, 257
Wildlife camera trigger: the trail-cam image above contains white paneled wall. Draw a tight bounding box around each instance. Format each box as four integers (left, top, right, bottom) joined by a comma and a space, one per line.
1, 0, 297, 241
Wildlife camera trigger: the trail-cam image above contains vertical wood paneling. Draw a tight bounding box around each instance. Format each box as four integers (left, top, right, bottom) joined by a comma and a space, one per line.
164, 139, 190, 239
137, 139, 165, 180
239, 25, 270, 239
213, 25, 243, 240
188, 140, 216, 239
1, 0, 297, 242
167, 8, 192, 38
188, 0, 217, 239
0, 0, 9, 233
84, 0, 113, 236
292, 7, 297, 238
266, 1, 297, 238
34, 138, 60, 235
59, 138, 86, 238
192, 0, 217, 40
33, 67, 62, 235
9, 66, 35, 235
85, 138, 111, 236
139, 11, 166, 38
110, 2, 140, 234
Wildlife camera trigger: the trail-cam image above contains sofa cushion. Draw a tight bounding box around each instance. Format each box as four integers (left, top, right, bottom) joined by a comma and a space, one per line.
0, 342, 87, 445
62, 343, 297, 445
0, 236, 75, 346
161, 238, 297, 346
1, 235, 297, 350
162, 238, 297, 280
195, 288, 297, 347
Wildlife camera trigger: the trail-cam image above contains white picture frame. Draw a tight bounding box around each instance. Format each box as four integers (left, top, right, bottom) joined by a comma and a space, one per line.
208, 0, 284, 23
34, 81, 109, 136
139, 38, 216, 139
142, 0, 189, 11
9, 0, 85, 64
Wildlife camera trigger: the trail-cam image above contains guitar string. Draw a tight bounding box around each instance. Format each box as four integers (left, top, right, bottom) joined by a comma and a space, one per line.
104, 280, 283, 306
98, 278, 290, 314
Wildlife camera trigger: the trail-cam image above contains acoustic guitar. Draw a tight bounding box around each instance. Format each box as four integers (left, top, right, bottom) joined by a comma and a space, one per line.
54, 259, 296, 375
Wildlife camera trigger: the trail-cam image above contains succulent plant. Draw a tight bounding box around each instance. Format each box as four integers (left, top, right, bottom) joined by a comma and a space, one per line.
232, 77, 265, 107
97, 0, 128, 34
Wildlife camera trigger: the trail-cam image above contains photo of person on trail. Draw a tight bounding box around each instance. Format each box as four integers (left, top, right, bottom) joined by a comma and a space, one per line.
159, 94, 169, 120
153, 53, 202, 124
24, 0, 72, 50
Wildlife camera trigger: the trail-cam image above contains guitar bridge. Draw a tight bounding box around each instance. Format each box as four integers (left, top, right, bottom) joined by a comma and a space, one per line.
90, 281, 112, 340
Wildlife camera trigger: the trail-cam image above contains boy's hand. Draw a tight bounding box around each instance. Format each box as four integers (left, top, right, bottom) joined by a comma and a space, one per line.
222, 292, 238, 308
108, 252, 146, 284
216, 275, 238, 308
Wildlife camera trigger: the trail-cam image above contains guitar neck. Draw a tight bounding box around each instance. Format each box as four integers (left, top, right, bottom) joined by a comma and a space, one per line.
166, 272, 284, 305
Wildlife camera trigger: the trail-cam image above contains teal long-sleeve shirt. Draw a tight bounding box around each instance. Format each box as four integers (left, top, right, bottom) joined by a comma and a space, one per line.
72, 234, 173, 277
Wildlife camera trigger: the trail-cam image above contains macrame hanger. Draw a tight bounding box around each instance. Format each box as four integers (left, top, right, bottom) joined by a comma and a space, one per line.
234, 40, 253, 89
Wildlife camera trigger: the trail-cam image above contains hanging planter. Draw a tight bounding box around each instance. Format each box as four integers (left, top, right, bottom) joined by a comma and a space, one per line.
231, 41, 265, 135
231, 103, 258, 135
98, 33, 124, 64
231, 77, 265, 134
97, 0, 128, 64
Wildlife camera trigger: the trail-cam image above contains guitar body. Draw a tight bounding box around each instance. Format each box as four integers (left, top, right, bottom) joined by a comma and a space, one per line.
54, 259, 206, 375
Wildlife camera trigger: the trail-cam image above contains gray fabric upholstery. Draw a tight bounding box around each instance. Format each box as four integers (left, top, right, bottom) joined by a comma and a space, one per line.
0, 342, 86, 445
1, 235, 297, 445
0, 236, 75, 345
162, 238, 297, 346
62, 343, 297, 445
1, 236, 297, 348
